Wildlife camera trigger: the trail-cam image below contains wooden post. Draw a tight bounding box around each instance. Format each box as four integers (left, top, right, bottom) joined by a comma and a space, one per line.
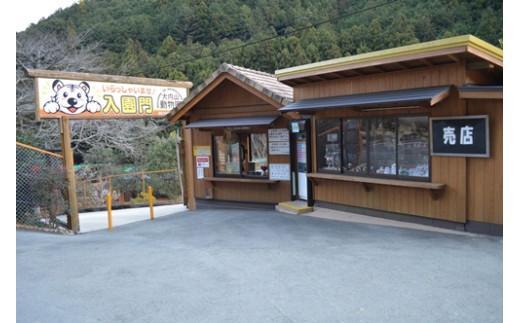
175, 128, 185, 203
60, 117, 80, 233
148, 185, 154, 220
107, 193, 112, 230
183, 127, 196, 210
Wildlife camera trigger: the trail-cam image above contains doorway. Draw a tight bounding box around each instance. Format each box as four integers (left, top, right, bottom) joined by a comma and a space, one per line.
291, 120, 311, 201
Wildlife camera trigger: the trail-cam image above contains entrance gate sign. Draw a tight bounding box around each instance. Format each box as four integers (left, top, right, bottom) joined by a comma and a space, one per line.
30, 70, 191, 119
430, 115, 489, 157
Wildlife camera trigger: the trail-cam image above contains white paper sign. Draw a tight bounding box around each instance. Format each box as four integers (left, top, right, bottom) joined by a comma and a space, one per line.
196, 156, 210, 168
196, 167, 204, 179
268, 128, 289, 142
269, 163, 291, 181
269, 141, 290, 155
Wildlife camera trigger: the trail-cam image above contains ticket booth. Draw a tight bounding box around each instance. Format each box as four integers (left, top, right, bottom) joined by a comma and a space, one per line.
167, 63, 295, 209
275, 35, 503, 235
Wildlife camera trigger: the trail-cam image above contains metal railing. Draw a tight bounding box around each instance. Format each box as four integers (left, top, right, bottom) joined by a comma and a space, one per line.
77, 168, 182, 211
16, 142, 69, 229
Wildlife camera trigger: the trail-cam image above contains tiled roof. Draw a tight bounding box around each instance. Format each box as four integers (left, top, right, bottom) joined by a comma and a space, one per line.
167, 63, 293, 121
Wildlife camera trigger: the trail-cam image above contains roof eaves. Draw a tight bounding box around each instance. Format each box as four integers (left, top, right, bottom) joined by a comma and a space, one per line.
275, 35, 503, 81
167, 63, 293, 121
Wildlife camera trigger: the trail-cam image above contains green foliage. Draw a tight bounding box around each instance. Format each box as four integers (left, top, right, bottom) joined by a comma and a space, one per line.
21, 0, 502, 87
144, 135, 178, 171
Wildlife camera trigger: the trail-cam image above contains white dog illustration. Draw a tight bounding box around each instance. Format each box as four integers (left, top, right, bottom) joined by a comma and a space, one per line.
43, 80, 101, 115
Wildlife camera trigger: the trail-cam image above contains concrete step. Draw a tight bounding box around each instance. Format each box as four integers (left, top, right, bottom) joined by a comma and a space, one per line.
276, 200, 313, 215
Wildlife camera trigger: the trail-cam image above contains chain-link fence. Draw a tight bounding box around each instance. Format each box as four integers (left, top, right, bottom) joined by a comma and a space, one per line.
16, 142, 69, 230
77, 169, 182, 211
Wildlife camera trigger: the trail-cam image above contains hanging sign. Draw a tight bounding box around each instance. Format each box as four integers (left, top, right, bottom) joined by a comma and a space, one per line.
269, 163, 291, 181
30, 70, 191, 119
430, 115, 489, 157
268, 128, 290, 155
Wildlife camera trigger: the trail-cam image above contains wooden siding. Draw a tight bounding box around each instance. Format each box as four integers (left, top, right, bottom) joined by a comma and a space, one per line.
467, 99, 503, 224
301, 62, 501, 224
189, 78, 278, 120
294, 63, 465, 100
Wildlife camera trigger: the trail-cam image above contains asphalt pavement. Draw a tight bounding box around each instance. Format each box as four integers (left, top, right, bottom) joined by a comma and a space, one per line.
17, 208, 502, 323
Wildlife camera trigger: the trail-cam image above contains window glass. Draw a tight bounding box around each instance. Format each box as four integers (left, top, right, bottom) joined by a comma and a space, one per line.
214, 135, 240, 175
369, 118, 397, 175
343, 119, 367, 174
398, 116, 429, 178
317, 119, 341, 172
249, 133, 268, 176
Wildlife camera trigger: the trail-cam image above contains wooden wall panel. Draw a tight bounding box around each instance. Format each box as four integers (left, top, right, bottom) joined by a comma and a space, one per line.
294, 63, 464, 101
192, 129, 213, 199
190, 79, 278, 121
467, 99, 503, 224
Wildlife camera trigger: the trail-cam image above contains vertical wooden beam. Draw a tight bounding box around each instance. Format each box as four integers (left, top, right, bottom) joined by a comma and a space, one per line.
60, 117, 79, 232
183, 127, 197, 210
175, 127, 185, 202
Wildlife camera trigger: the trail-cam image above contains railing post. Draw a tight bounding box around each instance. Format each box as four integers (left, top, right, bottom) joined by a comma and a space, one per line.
107, 193, 113, 231
148, 185, 154, 220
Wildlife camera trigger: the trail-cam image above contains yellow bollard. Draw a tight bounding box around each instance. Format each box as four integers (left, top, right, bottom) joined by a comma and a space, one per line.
148, 185, 154, 220
107, 193, 113, 231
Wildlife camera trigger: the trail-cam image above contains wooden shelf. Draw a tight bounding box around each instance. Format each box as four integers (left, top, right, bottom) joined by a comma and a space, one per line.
307, 173, 445, 199
203, 177, 279, 184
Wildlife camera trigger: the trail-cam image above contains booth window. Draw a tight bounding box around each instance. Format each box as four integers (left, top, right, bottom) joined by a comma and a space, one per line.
213, 131, 269, 178
397, 116, 429, 177
317, 116, 429, 180
214, 136, 240, 175
317, 119, 341, 172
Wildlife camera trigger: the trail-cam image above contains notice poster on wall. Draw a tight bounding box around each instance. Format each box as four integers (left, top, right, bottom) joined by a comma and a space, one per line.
268, 128, 289, 142
268, 128, 290, 155
269, 141, 290, 155
196, 156, 210, 168
193, 146, 211, 156
269, 163, 291, 181
196, 167, 204, 179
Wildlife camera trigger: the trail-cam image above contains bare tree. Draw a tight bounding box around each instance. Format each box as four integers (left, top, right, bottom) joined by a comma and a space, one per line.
16, 30, 166, 160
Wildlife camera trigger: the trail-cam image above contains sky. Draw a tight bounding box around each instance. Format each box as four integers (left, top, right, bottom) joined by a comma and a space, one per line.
15, 0, 79, 32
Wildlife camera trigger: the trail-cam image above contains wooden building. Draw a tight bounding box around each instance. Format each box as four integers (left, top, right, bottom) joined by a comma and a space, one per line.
275, 35, 503, 235
167, 63, 294, 208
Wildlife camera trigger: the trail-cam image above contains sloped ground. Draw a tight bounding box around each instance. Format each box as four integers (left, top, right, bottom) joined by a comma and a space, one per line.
17, 208, 502, 323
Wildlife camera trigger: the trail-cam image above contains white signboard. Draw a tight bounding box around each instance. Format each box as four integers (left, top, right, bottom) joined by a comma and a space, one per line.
269, 141, 290, 155
269, 163, 291, 181
268, 128, 289, 142
35, 76, 189, 119
268, 128, 290, 155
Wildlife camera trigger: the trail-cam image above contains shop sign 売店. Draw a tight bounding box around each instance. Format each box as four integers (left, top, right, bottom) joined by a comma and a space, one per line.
430, 115, 489, 157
